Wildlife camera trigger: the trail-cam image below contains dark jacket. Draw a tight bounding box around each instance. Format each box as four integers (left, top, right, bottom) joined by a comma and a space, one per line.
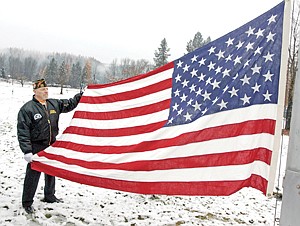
17, 93, 82, 154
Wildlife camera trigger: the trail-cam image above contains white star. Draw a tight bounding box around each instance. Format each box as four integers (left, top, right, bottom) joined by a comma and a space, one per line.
254, 46, 263, 55
217, 100, 228, 110
240, 74, 251, 85
225, 37, 234, 46
183, 64, 190, 72
187, 98, 194, 106
263, 90, 272, 101
215, 50, 225, 60
268, 14, 277, 25
191, 55, 198, 63
177, 108, 184, 115
223, 85, 229, 93
255, 28, 265, 39
233, 56, 242, 65
228, 87, 239, 97
180, 93, 188, 102
211, 79, 221, 90
175, 74, 181, 82
202, 90, 211, 100
240, 94, 251, 105
225, 54, 233, 62
251, 64, 261, 75
263, 52, 274, 62
236, 41, 244, 50
208, 46, 216, 55
167, 117, 174, 124
192, 101, 201, 111
205, 77, 212, 86
183, 112, 192, 121
190, 68, 198, 77
198, 73, 206, 82
198, 58, 206, 66
174, 89, 180, 97
207, 61, 215, 71
212, 97, 219, 105
263, 70, 274, 82
222, 68, 231, 77
233, 73, 239, 80
215, 66, 222, 74
245, 42, 254, 51
202, 108, 208, 115
251, 83, 261, 93
245, 26, 255, 37
243, 60, 250, 68
181, 79, 189, 88
176, 60, 183, 68
189, 84, 196, 93
172, 102, 179, 111
266, 32, 276, 42
195, 87, 202, 96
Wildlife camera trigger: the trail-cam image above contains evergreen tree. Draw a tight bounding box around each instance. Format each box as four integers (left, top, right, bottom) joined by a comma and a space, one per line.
1, 67, 5, 78
186, 32, 211, 53
153, 38, 170, 69
58, 60, 67, 94
70, 62, 82, 88
45, 58, 58, 85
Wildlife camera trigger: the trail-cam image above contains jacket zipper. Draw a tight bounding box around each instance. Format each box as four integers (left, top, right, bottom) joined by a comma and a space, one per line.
42, 103, 52, 145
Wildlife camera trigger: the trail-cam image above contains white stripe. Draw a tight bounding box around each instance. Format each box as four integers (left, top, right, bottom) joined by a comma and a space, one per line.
84, 68, 173, 97
59, 104, 277, 145
76, 88, 171, 112
32, 158, 270, 182
70, 110, 169, 129
38, 133, 274, 163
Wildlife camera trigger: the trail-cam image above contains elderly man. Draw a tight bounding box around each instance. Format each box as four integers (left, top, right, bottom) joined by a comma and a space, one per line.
17, 78, 82, 214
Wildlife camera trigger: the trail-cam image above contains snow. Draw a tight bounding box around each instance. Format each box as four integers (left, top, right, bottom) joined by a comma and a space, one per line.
0, 79, 287, 226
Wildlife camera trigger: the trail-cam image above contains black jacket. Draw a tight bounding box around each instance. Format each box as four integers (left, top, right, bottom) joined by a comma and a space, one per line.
17, 93, 82, 154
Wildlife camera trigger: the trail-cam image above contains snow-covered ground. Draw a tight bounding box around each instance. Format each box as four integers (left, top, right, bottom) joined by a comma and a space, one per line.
0, 79, 287, 226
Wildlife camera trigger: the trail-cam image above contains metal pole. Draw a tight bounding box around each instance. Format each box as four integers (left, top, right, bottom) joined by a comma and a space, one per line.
279, 47, 300, 225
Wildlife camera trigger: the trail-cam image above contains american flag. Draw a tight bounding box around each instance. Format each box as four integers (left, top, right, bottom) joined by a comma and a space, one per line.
32, 1, 284, 196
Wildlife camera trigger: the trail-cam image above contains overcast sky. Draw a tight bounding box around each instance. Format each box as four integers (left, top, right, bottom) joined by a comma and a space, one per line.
0, 0, 283, 64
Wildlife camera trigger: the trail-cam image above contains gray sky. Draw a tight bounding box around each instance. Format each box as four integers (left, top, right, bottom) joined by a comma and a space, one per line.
0, 0, 283, 64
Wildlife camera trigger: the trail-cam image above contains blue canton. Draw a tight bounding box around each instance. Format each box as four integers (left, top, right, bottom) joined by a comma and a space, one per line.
166, 2, 284, 127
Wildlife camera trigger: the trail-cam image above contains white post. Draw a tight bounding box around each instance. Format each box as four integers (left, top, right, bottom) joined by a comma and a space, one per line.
279, 36, 300, 226
266, 0, 292, 196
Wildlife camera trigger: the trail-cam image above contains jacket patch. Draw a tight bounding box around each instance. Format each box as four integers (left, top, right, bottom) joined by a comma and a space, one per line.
34, 113, 42, 120
50, 109, 57, 114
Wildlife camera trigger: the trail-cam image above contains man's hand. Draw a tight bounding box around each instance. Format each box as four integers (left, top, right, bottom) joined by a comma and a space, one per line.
24, 153, 33, 163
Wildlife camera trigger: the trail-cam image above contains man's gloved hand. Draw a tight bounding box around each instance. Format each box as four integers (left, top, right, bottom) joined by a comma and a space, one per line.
24, 153, 33, 163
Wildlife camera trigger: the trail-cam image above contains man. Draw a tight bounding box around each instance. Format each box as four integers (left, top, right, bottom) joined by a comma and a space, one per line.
17, 78, 83, 214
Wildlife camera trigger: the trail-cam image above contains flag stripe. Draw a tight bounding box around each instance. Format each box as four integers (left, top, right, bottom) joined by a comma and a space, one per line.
80, 79, 172, 104
43, 133, 274, 163
32, 159, 269, 182
37, 148, 271, 171
32, 161, 268, 195
73, 99, 171, 120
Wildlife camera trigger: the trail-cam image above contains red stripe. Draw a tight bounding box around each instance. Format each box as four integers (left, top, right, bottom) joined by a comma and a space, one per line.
81, 78, 172, 104
64, 121, 167, 137
31, 162, 267, 195
73, 99, 171, 120
57, 119, 276, 153
37, 148, 271, 171
87, 62, 174, 89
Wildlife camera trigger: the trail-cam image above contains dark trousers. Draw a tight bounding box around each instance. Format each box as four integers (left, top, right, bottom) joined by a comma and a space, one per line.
22, 163, 56, 207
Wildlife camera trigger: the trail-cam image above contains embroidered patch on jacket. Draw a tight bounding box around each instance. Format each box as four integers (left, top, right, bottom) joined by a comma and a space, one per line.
50, 110, 57, 114
34, 113, 42, 120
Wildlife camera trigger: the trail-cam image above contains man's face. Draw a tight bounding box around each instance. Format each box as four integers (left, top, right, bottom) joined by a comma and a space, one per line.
34, 87, 48, 101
